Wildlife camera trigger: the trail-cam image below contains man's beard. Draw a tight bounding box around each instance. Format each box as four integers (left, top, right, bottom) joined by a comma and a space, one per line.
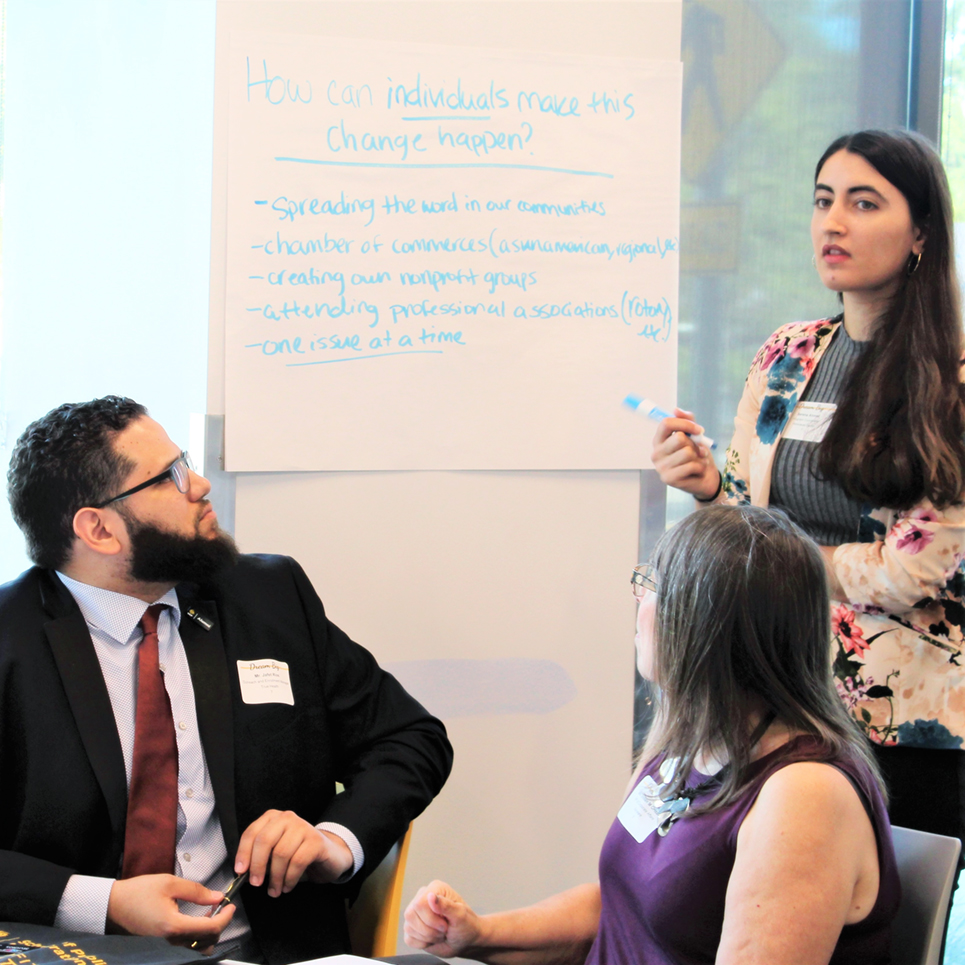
121, 507, 239, 585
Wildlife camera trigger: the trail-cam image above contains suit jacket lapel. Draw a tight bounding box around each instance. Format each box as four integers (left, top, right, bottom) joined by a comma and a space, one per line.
41, 573, 128, 841
177, 591, 239, 854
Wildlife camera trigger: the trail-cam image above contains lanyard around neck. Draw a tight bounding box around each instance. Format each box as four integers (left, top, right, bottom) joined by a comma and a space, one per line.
654, 710, 778, 837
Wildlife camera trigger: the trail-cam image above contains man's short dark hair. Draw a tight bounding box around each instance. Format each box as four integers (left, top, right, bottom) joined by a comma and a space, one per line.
7, 397, 147, 570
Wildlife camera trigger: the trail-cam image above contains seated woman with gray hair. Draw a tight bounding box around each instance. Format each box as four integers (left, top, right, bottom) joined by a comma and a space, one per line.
404, 505, 900, 964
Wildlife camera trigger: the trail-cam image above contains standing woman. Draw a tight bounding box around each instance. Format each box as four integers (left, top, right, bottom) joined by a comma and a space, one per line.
652, 129, 965, 844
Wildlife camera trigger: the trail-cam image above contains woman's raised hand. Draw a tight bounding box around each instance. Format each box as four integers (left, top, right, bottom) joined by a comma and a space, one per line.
404, 880, 482, 959
651, 407, 720, 499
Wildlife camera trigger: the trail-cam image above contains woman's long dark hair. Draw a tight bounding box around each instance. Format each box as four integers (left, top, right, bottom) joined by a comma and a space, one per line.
816, 130, 965, 510
641, 505, 882, 811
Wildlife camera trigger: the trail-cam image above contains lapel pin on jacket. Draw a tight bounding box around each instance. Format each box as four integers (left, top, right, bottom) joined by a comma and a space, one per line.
186, 608, 214, 631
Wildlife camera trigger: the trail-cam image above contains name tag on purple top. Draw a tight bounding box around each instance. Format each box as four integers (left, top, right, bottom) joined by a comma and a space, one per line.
617, 775, 666, 843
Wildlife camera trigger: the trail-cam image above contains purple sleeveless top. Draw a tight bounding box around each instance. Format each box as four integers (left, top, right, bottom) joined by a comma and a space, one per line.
585, 736, 900, 965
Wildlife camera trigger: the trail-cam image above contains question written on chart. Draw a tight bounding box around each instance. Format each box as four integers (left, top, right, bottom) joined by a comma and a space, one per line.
223, 34, 681, 470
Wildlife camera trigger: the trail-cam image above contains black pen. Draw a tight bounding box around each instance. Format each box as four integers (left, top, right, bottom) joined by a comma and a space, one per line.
188, 871, 249, 950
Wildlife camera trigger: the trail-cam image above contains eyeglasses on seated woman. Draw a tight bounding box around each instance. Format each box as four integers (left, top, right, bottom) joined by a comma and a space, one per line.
403, 505, 898, 965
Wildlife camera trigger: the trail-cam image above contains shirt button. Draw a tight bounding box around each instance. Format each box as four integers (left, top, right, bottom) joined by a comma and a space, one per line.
159, 662, 166, 673
185, 788, 194, 799
178, 721, 187, 731
183, 853, 192, 862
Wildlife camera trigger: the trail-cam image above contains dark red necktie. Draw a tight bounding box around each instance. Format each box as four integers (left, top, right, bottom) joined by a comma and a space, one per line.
121, 604, 179, 878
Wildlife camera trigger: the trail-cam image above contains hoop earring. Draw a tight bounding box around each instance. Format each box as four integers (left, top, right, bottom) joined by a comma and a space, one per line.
907, 251, 922, 275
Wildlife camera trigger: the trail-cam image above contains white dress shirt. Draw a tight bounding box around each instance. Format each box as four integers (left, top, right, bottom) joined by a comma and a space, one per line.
52, 572, 363, 938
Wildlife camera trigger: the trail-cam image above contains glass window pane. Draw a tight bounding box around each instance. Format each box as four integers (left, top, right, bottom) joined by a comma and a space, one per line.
943, 0, 965, 285
670, 0, 910, 527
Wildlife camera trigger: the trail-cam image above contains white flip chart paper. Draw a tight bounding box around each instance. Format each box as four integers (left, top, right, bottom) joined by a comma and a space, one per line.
223, 34, 681, 470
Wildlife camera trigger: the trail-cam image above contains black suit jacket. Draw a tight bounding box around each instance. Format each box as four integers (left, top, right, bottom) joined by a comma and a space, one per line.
0, 556, 452, 964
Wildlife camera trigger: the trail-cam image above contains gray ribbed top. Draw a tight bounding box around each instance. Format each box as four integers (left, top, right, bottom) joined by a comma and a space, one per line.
769, 323, 867, 546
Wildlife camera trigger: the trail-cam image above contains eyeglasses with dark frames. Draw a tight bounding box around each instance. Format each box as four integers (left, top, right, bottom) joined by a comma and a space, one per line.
631, 562, 658, 598
93, 451, 195, 508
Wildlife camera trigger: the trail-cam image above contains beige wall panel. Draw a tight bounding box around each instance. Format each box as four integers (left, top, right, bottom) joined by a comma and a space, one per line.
235, 469, 639, 912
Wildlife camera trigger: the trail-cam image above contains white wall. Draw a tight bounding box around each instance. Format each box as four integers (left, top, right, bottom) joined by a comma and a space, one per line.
0, 0, 216, 580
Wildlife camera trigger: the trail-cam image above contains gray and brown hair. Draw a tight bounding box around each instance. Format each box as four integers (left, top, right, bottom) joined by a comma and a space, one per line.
641, 504, 882, 810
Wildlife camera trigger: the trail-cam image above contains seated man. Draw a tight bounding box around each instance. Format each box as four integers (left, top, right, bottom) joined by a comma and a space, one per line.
1, 396, 453, 964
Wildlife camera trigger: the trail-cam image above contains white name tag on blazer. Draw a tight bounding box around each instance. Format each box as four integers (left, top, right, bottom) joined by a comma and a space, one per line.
782, 401, 836, 444
617, 774, 666, 843
237, 659, 295, 705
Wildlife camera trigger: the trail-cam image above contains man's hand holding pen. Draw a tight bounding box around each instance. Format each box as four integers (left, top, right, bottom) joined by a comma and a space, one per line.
106, 810, 351, 954
106, 874, 234, 950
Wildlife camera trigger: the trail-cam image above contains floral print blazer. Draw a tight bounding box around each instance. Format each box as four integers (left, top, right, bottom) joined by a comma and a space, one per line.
721, 318, 965, 748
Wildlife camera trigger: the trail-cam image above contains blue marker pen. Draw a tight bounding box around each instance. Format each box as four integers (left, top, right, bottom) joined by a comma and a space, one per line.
624, 395, 716, 450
